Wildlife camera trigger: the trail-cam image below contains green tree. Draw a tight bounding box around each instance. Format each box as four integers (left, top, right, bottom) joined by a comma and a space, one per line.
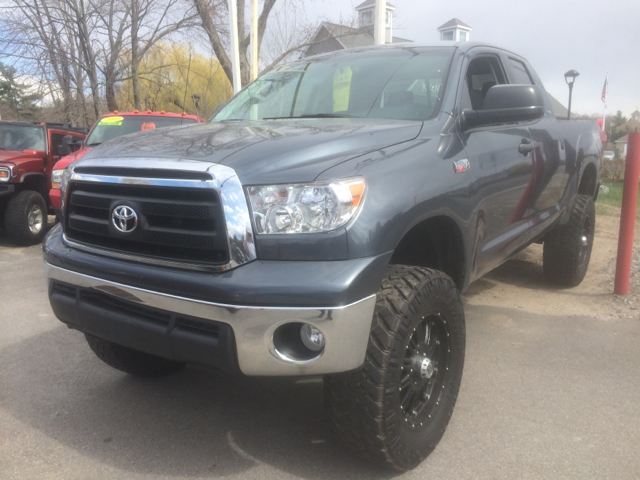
613, 110, 628, 126
610, 110, 630, 141
0, 62, 41, 120
117, 43, 232, 118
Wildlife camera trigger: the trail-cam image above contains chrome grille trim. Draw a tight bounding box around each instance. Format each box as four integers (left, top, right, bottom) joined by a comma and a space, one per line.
61, 158, 257, 272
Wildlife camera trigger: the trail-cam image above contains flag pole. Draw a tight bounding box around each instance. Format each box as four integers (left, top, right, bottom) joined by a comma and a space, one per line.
602, 72, 608, 134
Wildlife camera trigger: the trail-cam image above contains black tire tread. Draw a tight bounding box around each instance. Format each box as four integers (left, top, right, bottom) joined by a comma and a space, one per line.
4, 190, 48, 246
324, 266, 465, 470
85, 334, 184, 377
543, 194, 595, 287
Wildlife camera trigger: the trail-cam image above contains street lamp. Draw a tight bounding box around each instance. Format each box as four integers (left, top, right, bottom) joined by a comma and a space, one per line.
564, 69, 580, 120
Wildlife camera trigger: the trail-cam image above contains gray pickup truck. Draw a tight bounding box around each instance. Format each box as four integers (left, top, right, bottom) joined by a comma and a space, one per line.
43, 42, 602, 470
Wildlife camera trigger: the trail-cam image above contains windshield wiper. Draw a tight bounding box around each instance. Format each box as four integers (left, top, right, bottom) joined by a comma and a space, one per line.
86, 143, 101, 146
299, 113, 354, 118
263, 113, 355, 120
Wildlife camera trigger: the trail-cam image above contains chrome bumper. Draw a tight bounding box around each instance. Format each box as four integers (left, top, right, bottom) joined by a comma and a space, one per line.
45, 262, 376, 376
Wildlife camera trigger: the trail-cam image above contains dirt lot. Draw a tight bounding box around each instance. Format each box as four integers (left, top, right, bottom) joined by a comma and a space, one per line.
464, 212, 640, 321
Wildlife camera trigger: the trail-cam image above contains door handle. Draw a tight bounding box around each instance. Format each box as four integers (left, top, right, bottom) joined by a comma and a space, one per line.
518, 139, 535, 155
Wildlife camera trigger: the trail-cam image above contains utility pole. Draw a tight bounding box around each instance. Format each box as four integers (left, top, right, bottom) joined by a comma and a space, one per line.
250, 0, 259, 81
228, 0, 242, 93
374, 0, 386, 45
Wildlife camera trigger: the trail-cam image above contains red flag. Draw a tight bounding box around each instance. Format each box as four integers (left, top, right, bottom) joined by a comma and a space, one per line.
601, 76, 608, 103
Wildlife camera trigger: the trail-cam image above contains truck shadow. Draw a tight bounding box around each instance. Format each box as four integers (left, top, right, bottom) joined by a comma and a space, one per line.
0, 326, 399, 479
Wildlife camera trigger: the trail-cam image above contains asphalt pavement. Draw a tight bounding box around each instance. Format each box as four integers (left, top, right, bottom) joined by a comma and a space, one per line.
1, 234, 639, 479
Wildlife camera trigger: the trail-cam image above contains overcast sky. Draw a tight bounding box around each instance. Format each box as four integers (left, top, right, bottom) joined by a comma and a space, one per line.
304, 0, 640, 118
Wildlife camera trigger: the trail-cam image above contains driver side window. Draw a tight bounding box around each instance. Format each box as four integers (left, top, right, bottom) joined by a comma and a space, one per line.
463, 56, 506, 111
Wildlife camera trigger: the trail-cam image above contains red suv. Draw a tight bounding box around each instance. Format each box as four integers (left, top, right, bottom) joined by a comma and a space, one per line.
0, 121, 86, 245
50, 111, 203, 215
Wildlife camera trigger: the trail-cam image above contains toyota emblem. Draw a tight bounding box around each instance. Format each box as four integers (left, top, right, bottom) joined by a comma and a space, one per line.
112, 205, 138, 233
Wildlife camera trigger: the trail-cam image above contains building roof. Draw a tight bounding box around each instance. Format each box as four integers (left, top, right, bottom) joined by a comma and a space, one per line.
631, 109, 640, 117
312, 22, 410, 51
615, 134, 628, 143
355, 0, 395, 10
438, 18, 472, 31
616, 119, 640, 132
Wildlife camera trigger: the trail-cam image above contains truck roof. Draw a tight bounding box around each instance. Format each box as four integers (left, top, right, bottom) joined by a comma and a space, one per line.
101, 111, 204, 122
304, 41, 524, 61
0, 120, 86, 134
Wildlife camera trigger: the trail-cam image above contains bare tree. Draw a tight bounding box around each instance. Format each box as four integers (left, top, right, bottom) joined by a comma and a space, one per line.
192, 0, 366, 86
128, 0, 199, 110
193, 0, 276, 87
258, 0, 316, 69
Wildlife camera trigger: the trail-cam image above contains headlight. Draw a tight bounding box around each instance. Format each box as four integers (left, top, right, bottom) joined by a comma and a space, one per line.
60, 166, 73, 211
247, 177, 365, 234
0, 166, 12, 182
51, 169, 64, 189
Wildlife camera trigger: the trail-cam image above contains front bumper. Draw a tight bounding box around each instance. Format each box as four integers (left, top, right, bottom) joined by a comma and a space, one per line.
46, 262, 376, 376
44, 226, 386, 376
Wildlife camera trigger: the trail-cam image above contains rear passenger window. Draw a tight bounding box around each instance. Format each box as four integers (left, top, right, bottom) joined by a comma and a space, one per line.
509, 58, 533, 85
464, 55, 506, 110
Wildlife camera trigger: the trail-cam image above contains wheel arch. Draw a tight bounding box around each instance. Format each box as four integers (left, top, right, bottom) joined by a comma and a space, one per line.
388, 214, 466, 291
18, 173, 48, 201
578, 160, 599, 199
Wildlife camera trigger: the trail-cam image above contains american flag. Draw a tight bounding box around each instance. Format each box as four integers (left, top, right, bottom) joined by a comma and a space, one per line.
601, 76, 608, 103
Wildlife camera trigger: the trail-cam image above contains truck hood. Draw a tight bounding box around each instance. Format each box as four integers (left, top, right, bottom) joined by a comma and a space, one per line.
81, 118, 422, 184
0, 150, 39, 164
53, 146, 92, 170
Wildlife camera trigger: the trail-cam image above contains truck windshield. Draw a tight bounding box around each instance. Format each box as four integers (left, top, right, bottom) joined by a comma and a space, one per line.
0, 125, 46, 151
214, 48, 454, 122
85, 115, 198, 146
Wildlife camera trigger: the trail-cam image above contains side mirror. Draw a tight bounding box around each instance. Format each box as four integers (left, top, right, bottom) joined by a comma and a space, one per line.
58, 135, 73, 156
57, 135, 82, 156
214, 102, 226, 115
460, 84, 546, 131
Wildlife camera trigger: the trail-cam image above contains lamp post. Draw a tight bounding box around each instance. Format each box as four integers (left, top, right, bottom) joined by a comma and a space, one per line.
564, 69, 580, 120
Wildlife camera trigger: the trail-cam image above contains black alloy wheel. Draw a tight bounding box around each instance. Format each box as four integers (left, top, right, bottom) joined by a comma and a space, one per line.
399, 313, 450, 429
325, 266, 465, 470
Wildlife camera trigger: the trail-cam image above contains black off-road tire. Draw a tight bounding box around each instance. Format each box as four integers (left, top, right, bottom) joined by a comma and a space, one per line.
4, 190, 48, 246
85, 334, 185, 377
543, 194, 595, 287
324, 266, 465, 471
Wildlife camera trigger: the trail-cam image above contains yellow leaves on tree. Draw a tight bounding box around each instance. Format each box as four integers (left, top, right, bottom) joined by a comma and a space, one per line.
118, 43, 233, 119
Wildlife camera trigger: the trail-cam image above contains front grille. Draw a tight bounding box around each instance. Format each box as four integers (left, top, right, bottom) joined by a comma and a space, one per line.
64, 180, 229, 266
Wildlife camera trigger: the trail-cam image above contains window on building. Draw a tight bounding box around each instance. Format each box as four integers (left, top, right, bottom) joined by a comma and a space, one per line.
385, 10, 391, 26
459, 31, 467, 42
361, 10, 373, 26
442, 31, 454, 41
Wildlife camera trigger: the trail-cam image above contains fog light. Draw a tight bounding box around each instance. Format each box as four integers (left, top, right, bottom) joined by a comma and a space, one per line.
300, 324, 325, 351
